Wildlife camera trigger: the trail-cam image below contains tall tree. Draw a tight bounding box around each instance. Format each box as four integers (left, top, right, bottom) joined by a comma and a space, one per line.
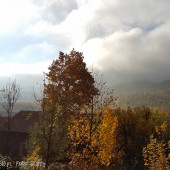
45, 49, 99, 116
28, 49, 99, 168
0, 79, 20, 156
45, 49, 98, 161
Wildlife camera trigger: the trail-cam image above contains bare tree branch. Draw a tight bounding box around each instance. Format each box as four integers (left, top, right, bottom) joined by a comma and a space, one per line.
0, 79, 21, 156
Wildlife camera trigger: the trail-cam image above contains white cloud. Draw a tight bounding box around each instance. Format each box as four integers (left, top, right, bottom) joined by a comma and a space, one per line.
0, 0, 38, 34
0, 61, 51, 76
0, 0, 170, 84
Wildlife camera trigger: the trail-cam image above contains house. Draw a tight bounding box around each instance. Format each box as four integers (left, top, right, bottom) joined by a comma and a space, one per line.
0, 110, 40, 160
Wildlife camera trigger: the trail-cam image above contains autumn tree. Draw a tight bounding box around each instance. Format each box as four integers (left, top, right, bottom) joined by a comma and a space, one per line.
28, 74, 61, 168
0, 79, 20, 156
88, 69, 117, 143
28, 49, 99, 168
143, 122, 170, 169
45, 49, 98, 115
114, 107, 154, 169
45, 49, 98, 161
98, 108, 119, 167
68, 107, 120, 169
67, 70, 118, 169
114, 107, 170, 170
26, 106, 62, 169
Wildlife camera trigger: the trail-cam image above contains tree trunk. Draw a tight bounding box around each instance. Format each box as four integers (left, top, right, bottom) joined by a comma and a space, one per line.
5, 113, 11, 156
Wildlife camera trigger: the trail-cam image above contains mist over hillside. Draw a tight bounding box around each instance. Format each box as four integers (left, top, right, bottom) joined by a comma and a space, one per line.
114, 79, 170, 94
0, 74, 170, 114
114, 80, 170, 111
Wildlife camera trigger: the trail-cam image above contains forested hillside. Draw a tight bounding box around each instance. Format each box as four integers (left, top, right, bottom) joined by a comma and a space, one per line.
112, 80, 170, 111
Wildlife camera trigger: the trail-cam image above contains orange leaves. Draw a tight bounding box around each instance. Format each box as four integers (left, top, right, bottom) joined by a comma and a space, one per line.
45, 49, 99, 116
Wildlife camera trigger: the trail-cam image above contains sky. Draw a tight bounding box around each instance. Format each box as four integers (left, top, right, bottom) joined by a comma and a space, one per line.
0, 0, 170, 85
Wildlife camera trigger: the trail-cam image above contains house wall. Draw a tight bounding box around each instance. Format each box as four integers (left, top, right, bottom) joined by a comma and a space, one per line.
0, 131, 28, 160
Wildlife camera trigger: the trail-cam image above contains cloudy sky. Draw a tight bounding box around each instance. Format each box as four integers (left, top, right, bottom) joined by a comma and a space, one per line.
0, 0, 170, 85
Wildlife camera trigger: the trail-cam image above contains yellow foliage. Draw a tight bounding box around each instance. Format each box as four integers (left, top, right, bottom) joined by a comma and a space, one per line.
27, 145, 41, 162
68, 107, 119, 169
161, 122, 168, 133
155, 122, 168, 136
143, 122, 170, 170
68, 111, 91, 143
26, 145, 46, 170
98, 108, 118, 166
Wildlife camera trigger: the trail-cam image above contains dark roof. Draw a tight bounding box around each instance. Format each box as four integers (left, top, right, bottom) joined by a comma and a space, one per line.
0, 110, 40, 133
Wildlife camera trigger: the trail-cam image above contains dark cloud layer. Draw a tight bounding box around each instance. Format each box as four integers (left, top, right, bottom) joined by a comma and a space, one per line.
95, 26, 170, 84
81, 0, 170, 84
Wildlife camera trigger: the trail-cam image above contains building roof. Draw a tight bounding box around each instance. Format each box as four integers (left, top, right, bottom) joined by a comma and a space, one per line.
0, 110, 40, 133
